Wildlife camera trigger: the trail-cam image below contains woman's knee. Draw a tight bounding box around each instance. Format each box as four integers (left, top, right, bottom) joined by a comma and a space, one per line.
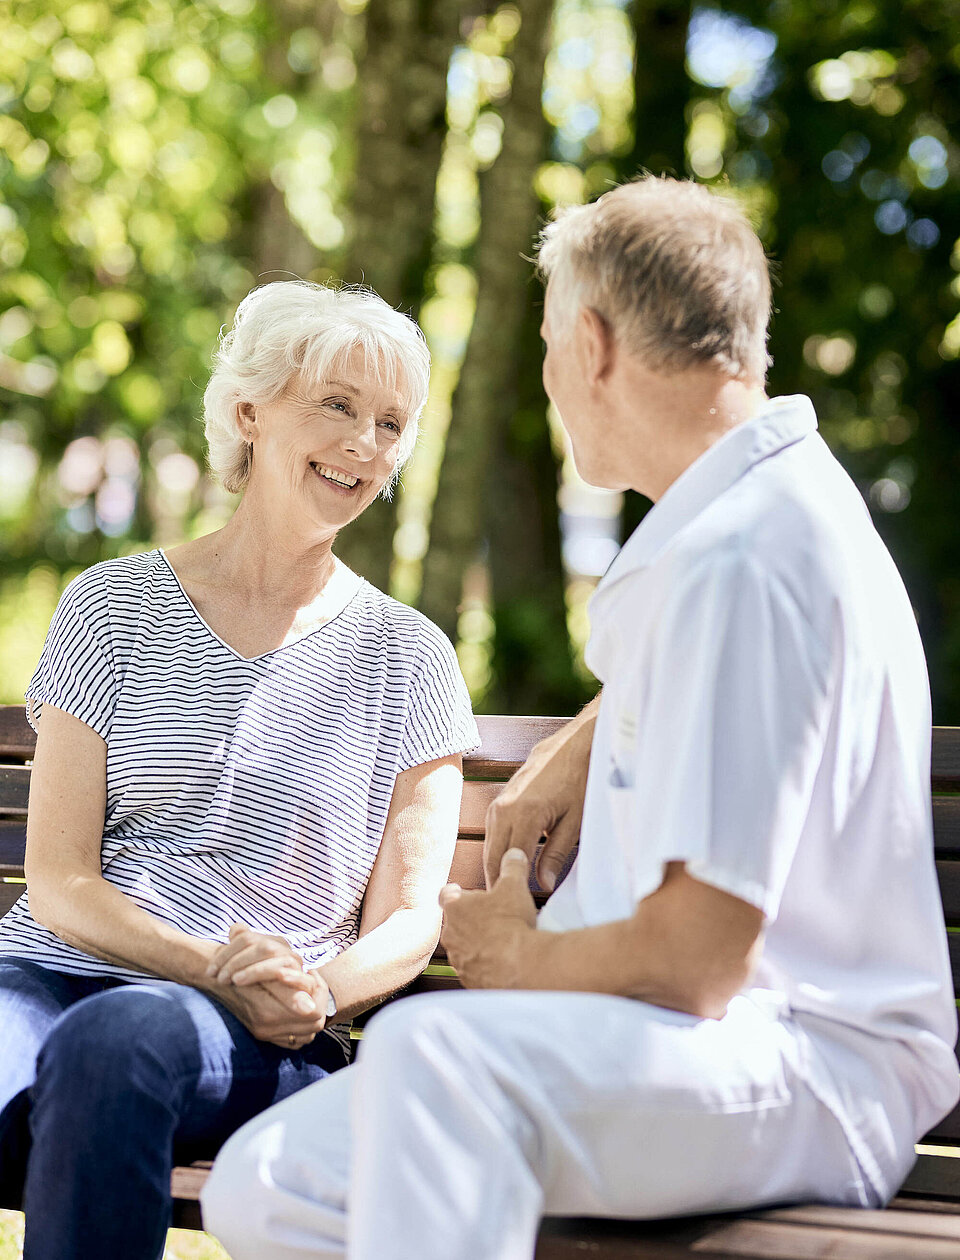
37, 984, 203, 1089
202, 1126, 265, 1254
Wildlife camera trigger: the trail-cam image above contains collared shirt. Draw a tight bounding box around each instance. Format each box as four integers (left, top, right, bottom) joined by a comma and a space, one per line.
539, 395, 958, 1198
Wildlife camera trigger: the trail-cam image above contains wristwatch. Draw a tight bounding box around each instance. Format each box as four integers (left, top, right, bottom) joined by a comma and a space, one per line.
325, 986, 338, 1020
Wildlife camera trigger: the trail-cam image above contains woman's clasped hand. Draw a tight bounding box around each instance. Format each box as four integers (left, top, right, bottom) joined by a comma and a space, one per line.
205, 923, 332, 1050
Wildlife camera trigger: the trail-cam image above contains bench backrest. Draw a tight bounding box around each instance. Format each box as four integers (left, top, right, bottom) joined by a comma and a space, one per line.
0, 707, 568, 916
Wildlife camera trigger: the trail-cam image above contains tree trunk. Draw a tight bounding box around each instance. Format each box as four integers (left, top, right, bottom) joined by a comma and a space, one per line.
615, 0, 692, 541
250, 179, 317, 280
419, 0, 556, 642
484, 275, 584, 714
334, 0, 465, 590
619, 0, 690, 181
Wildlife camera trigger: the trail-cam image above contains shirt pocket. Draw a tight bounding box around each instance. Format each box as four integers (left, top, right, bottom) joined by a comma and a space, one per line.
608, 759, 638, 849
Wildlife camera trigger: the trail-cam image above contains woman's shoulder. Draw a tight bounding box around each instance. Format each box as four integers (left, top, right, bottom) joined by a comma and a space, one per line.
354, 583, 456, 655
62, 550, 164, 606
56, 556, 165, 635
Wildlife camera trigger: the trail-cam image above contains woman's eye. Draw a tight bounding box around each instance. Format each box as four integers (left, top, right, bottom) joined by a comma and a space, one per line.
380, 418, 401, 434
326, 400, 348, 413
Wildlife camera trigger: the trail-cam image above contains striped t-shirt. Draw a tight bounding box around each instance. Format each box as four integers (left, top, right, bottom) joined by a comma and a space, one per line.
0, 550, 479, 984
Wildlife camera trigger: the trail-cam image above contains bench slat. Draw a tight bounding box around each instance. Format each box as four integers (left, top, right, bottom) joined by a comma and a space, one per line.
0, 707, 32, 761
468, 715, 568, 779
924, 1103, 960, 1144
676, 1216, 960, 1257
0, 766, 28, 815
933, 728, 960, 793
0, 882, 24, 917
933, 797, 960, 857
900, 1151, 960, 1201
754, 1203, 960, 1238
0, 820, 25, 869
936, 861, 960, 927
459, 781, 504, 834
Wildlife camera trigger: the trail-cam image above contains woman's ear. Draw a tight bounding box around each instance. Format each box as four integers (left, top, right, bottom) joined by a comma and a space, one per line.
236, 401, 257, 442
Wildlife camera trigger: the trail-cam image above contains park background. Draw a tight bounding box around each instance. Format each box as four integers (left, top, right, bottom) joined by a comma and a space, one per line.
1, 0, 960, 726
0, 3, 958, 1255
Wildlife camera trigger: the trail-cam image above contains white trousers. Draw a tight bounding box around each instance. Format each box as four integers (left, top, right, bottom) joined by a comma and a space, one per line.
201, 990, 874, 1260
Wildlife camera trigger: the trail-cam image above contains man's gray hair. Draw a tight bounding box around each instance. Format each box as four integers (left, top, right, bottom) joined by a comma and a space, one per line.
203, 280, 431, 496
537, 176, 772, 384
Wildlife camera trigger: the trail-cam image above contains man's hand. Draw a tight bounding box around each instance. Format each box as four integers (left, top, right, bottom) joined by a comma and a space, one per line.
483, 696, 599, 892
440, 849, 538, 989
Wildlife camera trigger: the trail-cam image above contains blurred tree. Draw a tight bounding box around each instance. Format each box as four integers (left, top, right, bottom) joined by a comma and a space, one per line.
2, 0, 959, 719
614, 0, 693, 541
419, 0, 556, 645
335, 0, 468, 590
621, 0, 691, 181
0, 0, 357, 581
245, 0, 344, 280
716, 0, 960, 717
483, 271, 586, 714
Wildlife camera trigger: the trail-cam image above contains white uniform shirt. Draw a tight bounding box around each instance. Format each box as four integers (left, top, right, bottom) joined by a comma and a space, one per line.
539, 396, 958, 1198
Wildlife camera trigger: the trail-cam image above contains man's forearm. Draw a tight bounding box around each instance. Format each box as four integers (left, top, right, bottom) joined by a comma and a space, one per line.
457, 864, 763, 1021
484, 691, 601, 888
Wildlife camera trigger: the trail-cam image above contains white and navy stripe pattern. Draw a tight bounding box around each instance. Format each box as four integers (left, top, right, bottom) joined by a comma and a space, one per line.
0, 551, 479, 984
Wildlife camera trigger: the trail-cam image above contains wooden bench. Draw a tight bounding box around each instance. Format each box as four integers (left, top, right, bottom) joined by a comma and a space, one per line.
2, 702, 960, 1257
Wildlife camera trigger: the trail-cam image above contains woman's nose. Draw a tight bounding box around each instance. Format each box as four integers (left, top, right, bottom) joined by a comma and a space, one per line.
342, 415, 378, 459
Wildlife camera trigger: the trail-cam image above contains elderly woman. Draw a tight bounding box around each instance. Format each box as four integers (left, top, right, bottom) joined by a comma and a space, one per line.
0, 281, 478, 1260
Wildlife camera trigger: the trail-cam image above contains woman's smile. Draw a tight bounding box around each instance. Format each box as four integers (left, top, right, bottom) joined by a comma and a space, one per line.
308, 461, 362, 493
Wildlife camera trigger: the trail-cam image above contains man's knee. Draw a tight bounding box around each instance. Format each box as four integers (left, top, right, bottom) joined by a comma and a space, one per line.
359, 991, 489, 1077
202, 1123, 269, 1257
204, 1097, 350, 1260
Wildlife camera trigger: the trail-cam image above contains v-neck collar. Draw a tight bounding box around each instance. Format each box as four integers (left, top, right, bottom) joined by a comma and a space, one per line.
157, 550, 363, 663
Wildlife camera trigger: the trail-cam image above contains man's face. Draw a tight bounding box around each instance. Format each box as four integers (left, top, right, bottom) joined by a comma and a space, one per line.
541, 283, 619, 490
541, 284, 582, 441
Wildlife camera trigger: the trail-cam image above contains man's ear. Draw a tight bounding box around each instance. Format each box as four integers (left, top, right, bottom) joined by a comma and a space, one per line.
579, 307, 616, 384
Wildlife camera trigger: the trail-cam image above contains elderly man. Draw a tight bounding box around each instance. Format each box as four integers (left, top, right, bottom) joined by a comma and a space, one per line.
202, 177, 959, 1260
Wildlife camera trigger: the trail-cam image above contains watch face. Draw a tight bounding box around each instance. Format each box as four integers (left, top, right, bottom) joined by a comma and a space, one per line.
325, 990, 337, 1018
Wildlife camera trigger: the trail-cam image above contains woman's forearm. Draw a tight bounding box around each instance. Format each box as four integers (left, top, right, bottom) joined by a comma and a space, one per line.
316, 906, 442, 1021
27, 867, 216, 985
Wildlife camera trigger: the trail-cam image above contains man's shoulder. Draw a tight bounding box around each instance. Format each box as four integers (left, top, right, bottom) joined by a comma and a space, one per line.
681, 439, 871, 589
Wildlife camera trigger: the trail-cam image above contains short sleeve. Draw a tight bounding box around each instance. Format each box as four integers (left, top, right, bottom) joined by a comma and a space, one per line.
26, 568, 117, 740
615, 552, 832, 922
397, 621, 480, 771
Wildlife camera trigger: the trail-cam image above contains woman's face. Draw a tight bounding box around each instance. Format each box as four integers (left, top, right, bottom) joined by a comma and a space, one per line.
241, 348, 409, 533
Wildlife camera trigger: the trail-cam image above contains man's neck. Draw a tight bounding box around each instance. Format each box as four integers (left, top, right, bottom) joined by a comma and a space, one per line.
613, 367, 768, 502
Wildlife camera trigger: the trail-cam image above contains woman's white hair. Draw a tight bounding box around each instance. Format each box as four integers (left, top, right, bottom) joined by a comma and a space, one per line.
203, 280, 431, 497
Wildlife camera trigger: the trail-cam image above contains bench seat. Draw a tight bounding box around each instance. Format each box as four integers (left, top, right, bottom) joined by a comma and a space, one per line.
2, 705, 960, 1257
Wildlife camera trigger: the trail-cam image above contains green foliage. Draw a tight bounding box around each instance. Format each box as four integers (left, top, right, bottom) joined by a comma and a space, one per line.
0, 0, 356, 576
704, 0, 960, 715
1, 0, 959, 714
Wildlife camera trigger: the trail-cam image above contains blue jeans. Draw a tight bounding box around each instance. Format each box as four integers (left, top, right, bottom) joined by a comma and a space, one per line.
0, 956, 348, 1260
